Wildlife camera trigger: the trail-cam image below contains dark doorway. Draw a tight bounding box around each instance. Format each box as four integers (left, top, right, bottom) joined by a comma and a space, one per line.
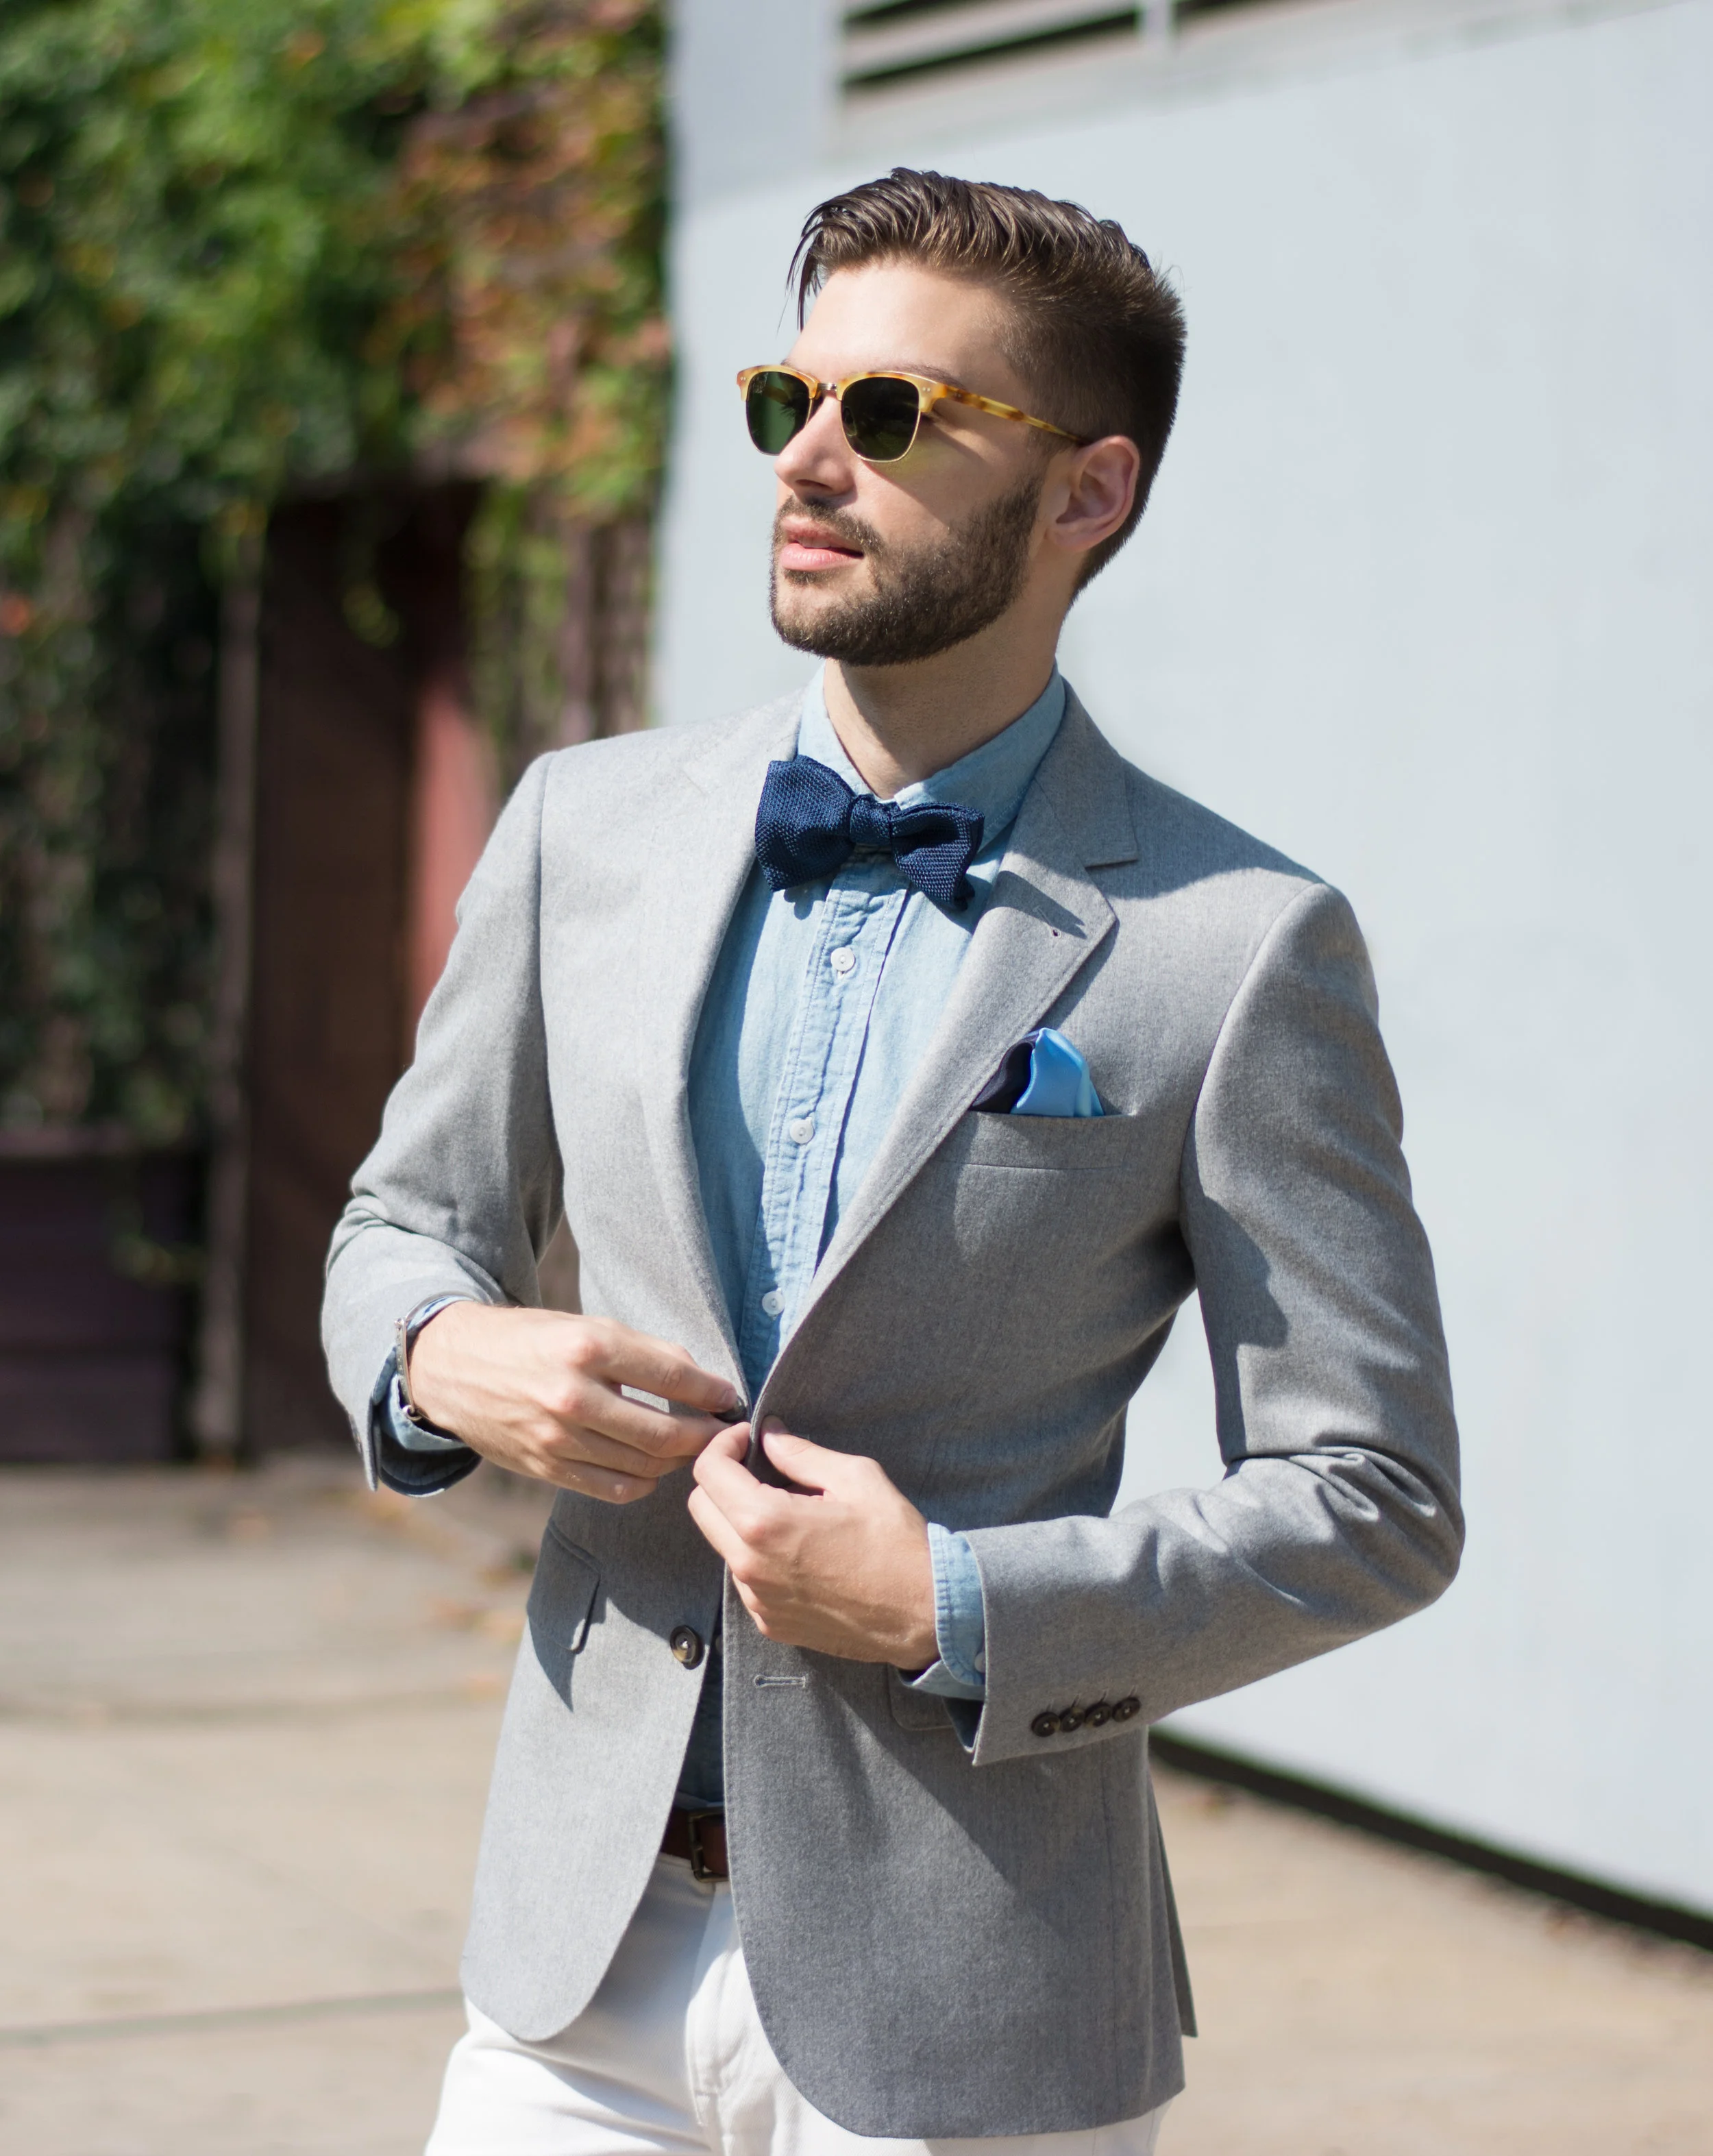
243, 489, 476, 1452
0, 1143, 197, 1463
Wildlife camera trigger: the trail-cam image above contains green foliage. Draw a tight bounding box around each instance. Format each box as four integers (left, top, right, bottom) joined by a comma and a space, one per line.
0, 0, 665, 1142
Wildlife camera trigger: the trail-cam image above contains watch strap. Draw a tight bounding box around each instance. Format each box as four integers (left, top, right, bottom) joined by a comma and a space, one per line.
393, 1295, 469, 1428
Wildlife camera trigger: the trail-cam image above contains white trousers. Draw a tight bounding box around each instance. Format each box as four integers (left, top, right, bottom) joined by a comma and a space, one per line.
426, 1856, 1170, 2156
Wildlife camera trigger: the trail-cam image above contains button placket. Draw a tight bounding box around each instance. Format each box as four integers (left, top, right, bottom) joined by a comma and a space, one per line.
735, 870, 902, 1377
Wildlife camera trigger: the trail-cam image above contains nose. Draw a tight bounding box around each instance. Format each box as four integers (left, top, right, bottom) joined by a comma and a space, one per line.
774, 387, 856, 496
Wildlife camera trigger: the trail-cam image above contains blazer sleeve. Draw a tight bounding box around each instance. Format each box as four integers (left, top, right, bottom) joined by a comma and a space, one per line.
321, 754, 562, 1489
962, 880, 1464, 1765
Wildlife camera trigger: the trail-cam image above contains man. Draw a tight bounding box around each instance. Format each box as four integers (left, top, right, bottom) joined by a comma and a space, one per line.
324, 169, 1462, 2155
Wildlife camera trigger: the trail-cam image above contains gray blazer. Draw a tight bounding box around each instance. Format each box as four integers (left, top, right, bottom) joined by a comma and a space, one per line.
323, 688, 1462, 2137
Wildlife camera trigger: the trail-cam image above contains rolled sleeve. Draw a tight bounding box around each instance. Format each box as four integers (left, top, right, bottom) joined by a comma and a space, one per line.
369, 1333, 480, 1496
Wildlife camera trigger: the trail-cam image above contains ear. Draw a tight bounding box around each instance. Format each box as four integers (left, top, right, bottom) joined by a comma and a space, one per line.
1046, 435, 1142, 565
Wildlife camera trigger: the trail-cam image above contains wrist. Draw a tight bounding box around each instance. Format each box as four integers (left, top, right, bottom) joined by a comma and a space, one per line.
896, 1521, 939, 1668
399, 1296, 476, 1428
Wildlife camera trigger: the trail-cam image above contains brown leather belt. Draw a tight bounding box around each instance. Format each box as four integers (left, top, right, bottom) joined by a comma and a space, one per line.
661, 1808, 728, 1881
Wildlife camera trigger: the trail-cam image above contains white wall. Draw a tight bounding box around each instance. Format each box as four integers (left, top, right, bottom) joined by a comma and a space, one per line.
658, 0, 1713, 1911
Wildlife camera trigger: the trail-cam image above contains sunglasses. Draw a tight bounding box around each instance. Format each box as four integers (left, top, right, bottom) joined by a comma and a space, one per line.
737, 365, 1085, 465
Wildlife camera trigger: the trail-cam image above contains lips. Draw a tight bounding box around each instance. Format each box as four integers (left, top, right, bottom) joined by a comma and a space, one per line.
777, 523, 863, 574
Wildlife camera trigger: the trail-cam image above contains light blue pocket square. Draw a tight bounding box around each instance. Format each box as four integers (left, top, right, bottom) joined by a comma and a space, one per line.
972, 1027, 1103, 1118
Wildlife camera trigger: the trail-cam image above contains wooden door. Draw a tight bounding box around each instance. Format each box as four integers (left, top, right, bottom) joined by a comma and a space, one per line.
244, 495, 423, 1451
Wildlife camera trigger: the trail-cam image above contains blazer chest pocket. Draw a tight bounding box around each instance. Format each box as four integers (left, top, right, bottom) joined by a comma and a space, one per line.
961, 1106, 1150, 1174
927, 1110, 1164, 1304
528, 1522, 601, 1700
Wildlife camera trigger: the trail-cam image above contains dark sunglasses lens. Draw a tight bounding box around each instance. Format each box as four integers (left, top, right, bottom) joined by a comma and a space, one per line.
745, 371, 810, 454
841, 376, 922, 461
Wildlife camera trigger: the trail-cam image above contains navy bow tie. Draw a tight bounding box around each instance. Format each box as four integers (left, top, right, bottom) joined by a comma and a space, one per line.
754, 756, 985, 911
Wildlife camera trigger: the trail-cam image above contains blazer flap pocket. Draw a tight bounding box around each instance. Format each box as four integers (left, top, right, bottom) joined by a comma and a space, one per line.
528, 1522, 601, 1691
885, 1663, 954, 1732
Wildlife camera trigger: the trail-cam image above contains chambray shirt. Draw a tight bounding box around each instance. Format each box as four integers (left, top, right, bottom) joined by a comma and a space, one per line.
380, 665, 1068, 1808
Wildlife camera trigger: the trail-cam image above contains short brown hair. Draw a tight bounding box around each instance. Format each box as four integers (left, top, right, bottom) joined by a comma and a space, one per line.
790, 168, 1185, 587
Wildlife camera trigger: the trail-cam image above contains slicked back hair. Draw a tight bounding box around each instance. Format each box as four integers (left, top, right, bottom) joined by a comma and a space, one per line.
790, 168, 1186, 587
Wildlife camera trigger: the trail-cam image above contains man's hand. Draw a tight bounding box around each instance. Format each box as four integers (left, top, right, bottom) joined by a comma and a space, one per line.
687, 1423, 939, 1667
408, 1304, 739, 1502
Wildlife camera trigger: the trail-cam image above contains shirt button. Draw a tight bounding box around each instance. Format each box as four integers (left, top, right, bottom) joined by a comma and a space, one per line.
830, 947, 856, 977
761, 1289, 784, 1318
787, 1116, 815, 1144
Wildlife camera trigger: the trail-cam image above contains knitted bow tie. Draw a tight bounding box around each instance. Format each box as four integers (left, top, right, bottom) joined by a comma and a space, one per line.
754, 755, 985, 911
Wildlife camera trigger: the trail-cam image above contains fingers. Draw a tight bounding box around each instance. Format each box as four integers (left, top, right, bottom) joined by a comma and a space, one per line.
538, 1407, 739, 1505
756, 1425, 883, 1502
690, 1425, 802, 1553
548, 1460, 659, 1504
406, 1304, 741, 1506
410, 1306, 740, 1467
463, 1428, 660, 1506
691, 1425, 864, 1526
554, 1321, 740, 1461
568, 1385, 723, 1462
700, 1421, 752, 1469
686, 1482, 750, 1569
756, 1427, 847, 1493
691, 1423, 771, 1518
686, 1455, 791, 1639
589, 1323, 741, 1417
545, 1423, 690, 1484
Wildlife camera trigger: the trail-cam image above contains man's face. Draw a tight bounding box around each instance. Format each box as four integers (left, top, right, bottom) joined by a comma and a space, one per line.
765, 262, 1059, 667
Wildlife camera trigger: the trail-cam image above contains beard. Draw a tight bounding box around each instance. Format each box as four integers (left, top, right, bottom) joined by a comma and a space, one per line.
769, 476, 1044, 667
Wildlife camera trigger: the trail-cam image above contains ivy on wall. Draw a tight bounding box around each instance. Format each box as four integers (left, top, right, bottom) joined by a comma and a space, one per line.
0, 0, 665, 1144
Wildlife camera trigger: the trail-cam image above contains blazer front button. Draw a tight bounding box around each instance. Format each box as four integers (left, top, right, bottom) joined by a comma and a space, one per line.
1031, 1711, 1061, 1739
1111, 1695, 1140, 1722
669, 1626, 705, 1669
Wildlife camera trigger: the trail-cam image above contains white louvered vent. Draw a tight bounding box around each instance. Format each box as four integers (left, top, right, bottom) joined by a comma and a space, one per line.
839, 1, 1291, 97
841, 0, 1146, 97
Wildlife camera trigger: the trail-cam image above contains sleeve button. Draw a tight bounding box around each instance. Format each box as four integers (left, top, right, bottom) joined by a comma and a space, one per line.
1031, 1711, 1061, 1739
1083, 1702, 1111, 1728
1058, 1706, 1085, 1733
1111, 1695, 1140, 1722
670, 1626, 706, 1669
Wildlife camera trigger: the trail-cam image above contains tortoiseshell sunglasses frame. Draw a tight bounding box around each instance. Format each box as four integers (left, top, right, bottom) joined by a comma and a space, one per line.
737, 365, 1085, 463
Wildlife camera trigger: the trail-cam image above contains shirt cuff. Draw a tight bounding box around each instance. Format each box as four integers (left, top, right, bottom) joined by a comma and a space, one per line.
369, 1300, 480, 1494
905, 1523, 987, 1701
384, 1368, 470, 1452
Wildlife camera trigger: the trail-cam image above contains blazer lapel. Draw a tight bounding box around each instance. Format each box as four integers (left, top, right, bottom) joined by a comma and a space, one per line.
783, 692, 1139, 1343
632, 694, 803, 1387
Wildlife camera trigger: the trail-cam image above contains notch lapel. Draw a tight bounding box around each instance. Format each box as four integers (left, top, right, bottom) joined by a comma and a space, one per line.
779, 694, 1139, 1350
632, 695, 803, 1388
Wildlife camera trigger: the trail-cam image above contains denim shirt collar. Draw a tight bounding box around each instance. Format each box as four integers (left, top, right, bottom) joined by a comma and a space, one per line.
794, 663, 1067, 861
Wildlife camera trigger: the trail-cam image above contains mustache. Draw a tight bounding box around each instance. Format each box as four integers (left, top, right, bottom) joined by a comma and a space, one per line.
772, 497, 887, 560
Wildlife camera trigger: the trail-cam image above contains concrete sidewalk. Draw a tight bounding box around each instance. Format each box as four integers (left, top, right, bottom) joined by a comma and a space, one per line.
1, 1459, 1709, 2154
